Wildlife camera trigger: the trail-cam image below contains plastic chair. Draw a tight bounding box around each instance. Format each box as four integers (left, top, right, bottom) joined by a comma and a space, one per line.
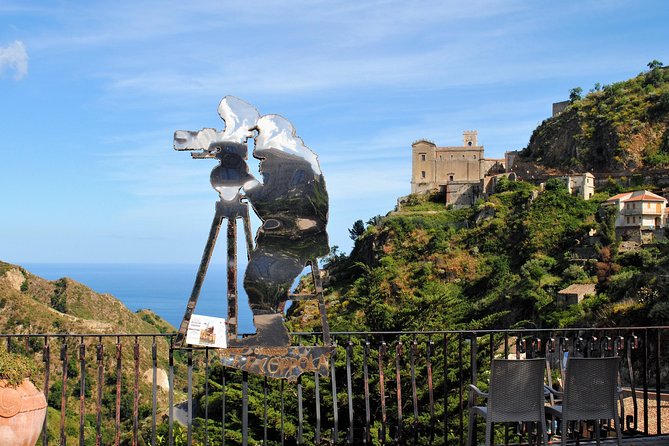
467, 358, 548, 446
545, 357, 622, 446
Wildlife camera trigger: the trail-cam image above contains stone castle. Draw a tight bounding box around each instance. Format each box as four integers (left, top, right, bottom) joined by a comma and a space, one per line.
410, 131, 506, 206
410, 129, 596, 207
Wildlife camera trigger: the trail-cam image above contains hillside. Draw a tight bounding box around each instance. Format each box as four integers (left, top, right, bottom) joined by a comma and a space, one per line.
288, 181, 669, 333
0, 261, 178, 445
0, 261, 173, 337
519, 63, 669, 173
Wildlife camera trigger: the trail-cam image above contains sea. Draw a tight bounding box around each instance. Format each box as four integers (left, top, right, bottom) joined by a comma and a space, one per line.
23, 263, 256, 334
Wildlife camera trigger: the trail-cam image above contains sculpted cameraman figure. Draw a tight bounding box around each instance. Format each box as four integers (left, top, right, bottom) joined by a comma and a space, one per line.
175, 97, 329, 349
233, 114, 329, 347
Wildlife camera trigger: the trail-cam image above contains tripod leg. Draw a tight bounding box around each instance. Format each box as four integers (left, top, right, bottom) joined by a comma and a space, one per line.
227, 219, 238, 339
242, 206, 254, 260
310, 259, 331, 345
176, 206, 224, 344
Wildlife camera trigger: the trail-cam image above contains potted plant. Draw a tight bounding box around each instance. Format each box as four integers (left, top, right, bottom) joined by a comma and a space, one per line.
0, 349, 47, 446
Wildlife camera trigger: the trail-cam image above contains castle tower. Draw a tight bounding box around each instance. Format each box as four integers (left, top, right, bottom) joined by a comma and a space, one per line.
411, 140, 437, 194
463, 130, 478, 147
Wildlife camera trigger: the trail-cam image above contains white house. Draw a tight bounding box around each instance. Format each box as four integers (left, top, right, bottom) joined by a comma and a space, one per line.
562, 172, 595, 200
606, 190, 667, 229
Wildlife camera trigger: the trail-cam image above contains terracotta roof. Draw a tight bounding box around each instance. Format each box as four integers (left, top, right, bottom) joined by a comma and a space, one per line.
558, 283, 596, 296
607, 190, 666, 203
625, 191, 666, 202
607, 192, 631, 202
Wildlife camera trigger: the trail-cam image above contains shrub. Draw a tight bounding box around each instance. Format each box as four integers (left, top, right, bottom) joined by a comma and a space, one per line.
0, 349, 39, 387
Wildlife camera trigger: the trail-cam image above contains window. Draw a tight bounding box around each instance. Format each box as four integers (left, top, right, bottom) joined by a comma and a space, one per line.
473, 155, 477, 159
421, 171, 426, 179
467, 141, 473, 146
420, 153, 426, 161
450, 155, 453, 159
449, 175, 454, 181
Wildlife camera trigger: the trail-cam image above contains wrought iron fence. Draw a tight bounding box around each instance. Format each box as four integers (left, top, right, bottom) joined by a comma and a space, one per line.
1, 327, 668, 445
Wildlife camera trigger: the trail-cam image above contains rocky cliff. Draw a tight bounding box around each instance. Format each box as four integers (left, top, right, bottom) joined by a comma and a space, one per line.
519, 65, 669, 173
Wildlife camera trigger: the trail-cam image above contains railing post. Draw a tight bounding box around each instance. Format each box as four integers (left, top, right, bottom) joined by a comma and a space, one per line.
363, 340, 371, 444
346, 340, 354, 444
378, 340, 387, 444
410, 338, 419, 443
60, 339, 68, 446
242, 371, 249, 446
187, 348, 193, 446
396, 341, 404, 444
427, 338, 435, 445
96, 338, 104, 446
152, 338, 158, 446
42, 337, 50, 446
78, 338, 86, 446
168, 339, 174, 446
133, 337, 140, 446
115, 338, 122, 446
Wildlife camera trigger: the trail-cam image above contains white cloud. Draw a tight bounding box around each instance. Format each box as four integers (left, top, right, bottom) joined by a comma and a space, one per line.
0, 40, 28, 80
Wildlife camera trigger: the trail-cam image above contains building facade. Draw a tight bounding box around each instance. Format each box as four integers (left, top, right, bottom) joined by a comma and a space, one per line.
559, 172, 595, 200
411, 131, 505, 206
606, 190, 667, 229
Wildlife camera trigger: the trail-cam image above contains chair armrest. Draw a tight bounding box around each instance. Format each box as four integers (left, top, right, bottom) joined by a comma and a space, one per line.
544, 385, 563, 398
469, 384, 488, 399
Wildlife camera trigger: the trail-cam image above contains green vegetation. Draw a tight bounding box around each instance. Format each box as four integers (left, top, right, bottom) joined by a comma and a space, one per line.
290, 180, 669, 334
0, 348, 39, 386
523, 62, 669, 172
0, 263, 178, 446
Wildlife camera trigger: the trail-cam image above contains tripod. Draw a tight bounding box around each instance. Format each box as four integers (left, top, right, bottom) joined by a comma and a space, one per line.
176, 194, 332, 348
173, 97, 334, 379
176, 197, 253, 345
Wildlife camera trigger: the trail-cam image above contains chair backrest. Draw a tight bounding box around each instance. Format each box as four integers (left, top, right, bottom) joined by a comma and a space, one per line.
563, 357, 620, 421
488, 358, 546, 422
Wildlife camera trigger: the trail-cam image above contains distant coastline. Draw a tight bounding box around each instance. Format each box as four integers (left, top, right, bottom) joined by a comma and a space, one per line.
24, 263, 256, 334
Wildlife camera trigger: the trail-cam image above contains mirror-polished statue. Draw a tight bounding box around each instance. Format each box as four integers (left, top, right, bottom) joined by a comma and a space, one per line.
234, 114, 329, 347
174, 97, 333, 379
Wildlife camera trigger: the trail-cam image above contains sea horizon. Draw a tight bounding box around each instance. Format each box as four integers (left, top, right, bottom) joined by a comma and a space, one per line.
23, 262, 256, 334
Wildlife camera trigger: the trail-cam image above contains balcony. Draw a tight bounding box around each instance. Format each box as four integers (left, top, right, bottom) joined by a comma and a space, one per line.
1, 327, 668, 445
622, 208, 663, 216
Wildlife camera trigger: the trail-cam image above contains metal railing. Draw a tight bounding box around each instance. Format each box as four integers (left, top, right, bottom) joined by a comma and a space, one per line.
1, 326, 668, 445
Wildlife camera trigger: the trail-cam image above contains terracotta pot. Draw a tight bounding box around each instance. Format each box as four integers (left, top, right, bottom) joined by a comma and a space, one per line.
0, 379, 47, 446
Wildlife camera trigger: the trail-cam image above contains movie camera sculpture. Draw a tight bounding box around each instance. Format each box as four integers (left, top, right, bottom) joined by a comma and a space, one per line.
173, 97, 333, 380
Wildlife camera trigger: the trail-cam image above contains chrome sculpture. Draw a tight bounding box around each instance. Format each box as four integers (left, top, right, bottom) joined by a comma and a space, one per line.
174, 97, 333, 379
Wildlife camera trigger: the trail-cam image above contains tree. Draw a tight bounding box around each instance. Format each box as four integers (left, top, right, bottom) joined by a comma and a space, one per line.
569, 87, 583, 103
348, 219, 365, 240
647, 60, 663, 70
544, 177, 568, 193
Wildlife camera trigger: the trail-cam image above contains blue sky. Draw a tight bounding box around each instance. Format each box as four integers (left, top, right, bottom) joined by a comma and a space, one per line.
1, 0, 668, 264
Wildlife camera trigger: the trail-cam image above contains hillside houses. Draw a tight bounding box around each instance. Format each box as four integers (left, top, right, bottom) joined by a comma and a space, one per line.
606, 190, 667, 230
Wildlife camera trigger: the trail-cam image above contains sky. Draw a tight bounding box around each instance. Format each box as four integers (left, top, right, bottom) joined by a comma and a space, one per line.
1, 0, 668, 265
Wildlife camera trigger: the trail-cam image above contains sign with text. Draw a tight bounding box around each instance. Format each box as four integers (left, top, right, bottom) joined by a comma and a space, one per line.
186, 314, 227, 348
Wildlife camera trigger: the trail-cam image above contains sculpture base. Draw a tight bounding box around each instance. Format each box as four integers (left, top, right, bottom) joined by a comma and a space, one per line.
220, 346, 335, 380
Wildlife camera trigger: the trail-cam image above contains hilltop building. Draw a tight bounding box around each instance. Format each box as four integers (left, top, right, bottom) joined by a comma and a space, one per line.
606, 190, 667, 229
557, 172, 596, 200
411, 131, 505, 207
552, 100, 570, 116
557, 283, 596, 306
